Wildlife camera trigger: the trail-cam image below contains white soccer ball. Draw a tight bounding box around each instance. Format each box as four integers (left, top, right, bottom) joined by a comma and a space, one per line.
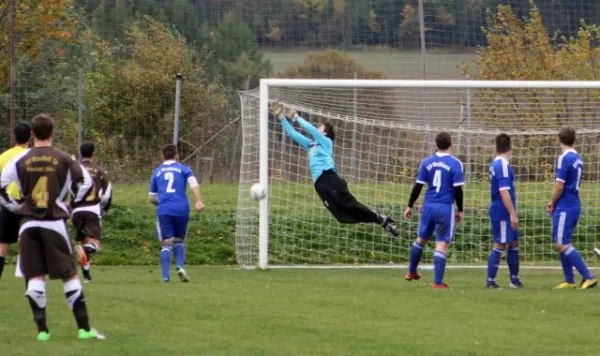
250, 183, 266, 201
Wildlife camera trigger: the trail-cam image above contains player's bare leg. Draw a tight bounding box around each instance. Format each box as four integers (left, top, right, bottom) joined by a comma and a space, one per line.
406, 237, 426, 281
432, 241, 449, 288
507, 240, 523, 288
76, 237, 101, 283
26, 275, 50, 340
0, 243, 10, 280
486, 242, 505, 289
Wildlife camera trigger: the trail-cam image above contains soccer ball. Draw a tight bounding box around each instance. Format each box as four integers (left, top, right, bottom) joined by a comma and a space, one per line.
250, 183, 266, 201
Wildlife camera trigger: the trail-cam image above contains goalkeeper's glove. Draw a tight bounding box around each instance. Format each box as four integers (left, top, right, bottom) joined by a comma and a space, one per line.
285, 106, 298, 121
269, 101, 284, 120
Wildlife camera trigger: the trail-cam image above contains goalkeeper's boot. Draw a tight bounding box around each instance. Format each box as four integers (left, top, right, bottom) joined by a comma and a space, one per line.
485, 282, 502, 289
432, 283, 449, 289
37, 332, 50, 341
553, 282, 577, 290
405, 272, 421, 281
509, 281, 524, 289
78, 328, 106, 340
176, 267, 190, 283
579, 278, 598, 290
382, 217, 400, 237
75, 245, 88, 269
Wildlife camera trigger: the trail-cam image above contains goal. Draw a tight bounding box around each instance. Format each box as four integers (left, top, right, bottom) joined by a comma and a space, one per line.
236, 79, 600, 270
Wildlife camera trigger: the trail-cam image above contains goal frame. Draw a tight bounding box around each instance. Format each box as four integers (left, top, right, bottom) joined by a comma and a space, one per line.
257, 79, 600, 270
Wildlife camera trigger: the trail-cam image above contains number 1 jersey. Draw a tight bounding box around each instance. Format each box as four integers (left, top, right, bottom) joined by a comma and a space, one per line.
149, 161, 195, 217
417, 153, 465, 205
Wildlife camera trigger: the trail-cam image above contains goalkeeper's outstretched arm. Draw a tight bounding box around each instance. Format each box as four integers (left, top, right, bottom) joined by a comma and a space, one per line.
295, 117, 332, 149
280, 117, 311, 150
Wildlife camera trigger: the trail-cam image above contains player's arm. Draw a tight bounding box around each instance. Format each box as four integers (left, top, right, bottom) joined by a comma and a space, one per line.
280, 117, 311, 150
404, 163, 426, 219
295, 116, 332, 150
100, 169, 113, 211
69, 160, 93, 204
148, 172, 158, 206
185, 167, 204, 212
453, 161, 465, 223
0, 159, 21, 212
546, 155, 567, 213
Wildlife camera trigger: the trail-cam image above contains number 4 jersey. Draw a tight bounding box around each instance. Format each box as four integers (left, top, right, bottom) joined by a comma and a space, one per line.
417, 152, 465, 205
0, 146, 92, 220
149, 160, 197, 217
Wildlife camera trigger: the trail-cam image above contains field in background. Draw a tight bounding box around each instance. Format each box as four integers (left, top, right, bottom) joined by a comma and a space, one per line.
0, 267, 598, 355
264, 49, 477, 79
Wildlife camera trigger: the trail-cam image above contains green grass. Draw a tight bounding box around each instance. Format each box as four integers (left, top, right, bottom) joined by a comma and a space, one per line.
1, 266, 599, 355
264, 48, 477, 79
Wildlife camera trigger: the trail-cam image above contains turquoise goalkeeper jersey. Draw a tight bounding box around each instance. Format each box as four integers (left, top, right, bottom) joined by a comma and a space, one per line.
281, 117, 337, 182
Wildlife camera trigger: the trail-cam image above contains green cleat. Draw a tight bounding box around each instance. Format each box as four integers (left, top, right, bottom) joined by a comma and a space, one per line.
78, 328, 106, 340
37, 332, 50, 341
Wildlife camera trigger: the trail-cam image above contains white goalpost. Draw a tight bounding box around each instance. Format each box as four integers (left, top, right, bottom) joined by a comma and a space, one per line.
237, 79, 600, 270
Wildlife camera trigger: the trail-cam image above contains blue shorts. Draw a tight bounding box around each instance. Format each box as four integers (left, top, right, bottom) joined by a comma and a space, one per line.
156, 215, 189, 241
552, 207, 580, 245
418, 203, 455, 242
491, 219, 519, 244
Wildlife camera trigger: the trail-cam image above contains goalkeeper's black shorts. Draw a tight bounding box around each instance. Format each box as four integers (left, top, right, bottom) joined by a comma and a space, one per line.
314, 170, 379, 224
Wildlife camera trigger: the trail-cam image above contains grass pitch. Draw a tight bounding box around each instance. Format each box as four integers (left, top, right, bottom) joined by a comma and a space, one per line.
0, 266, 599, 356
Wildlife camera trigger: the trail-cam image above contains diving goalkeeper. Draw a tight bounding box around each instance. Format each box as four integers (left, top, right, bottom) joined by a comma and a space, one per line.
272, 103, 399, 237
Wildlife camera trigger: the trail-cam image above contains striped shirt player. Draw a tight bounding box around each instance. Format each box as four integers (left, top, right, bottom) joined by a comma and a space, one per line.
0, 121, 31, 280
0, 114, 102, 341
547, 128, 596, 290
272, 102, 399, 237
149, 144, 204, 283
72, 142, 113, 283
485, 134, 523, 289
404, 132, 464, 288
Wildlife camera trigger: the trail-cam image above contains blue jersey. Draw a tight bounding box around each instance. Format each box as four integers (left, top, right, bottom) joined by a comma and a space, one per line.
555, 149, 582, 209
416, 153, 464, 205
281, 117, 336, 182
149, 161, 196, 217
489, 157, 516, 220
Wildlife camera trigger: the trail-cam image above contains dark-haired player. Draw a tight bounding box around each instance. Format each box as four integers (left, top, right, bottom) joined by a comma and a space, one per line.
149, 144, 204, 283
486, 134, 523, 289
272, 103, 399, 236
0, 113, 103, 341
72, 142, 112, 283
403, 132, 464, 288
0, 121, 31, 280
547, 128, 597, 289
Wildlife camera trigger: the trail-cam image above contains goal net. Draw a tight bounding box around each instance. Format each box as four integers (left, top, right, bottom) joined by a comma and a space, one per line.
236, 80, 600, 269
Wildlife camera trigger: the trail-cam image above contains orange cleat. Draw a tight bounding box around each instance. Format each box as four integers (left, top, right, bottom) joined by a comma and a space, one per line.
75, 245, 88, 268
405, 271, 421, 281
433, 283, 449, 289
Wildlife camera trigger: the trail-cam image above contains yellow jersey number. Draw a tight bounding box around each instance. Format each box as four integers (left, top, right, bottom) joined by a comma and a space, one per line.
32, 176, 49, 209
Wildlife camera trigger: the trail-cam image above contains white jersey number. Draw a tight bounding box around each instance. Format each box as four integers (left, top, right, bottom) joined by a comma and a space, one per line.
164, 172, 176, 193
433, 170, 442, 193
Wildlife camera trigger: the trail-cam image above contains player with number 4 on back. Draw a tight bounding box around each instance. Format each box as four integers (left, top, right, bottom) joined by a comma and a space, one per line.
149, 144, 205, 283
404, 132, 465, 289
547, 128, 597, 290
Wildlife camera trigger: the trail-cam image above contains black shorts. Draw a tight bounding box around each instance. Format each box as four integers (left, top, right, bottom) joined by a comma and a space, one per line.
0, 208, 21, 244
19, 219, 77, 280
72, 211, 102, 241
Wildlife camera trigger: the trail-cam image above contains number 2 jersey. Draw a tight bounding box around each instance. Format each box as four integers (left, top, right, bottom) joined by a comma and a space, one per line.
149, 160, 198, 217
555, 149, 582, 209
417, 153, 465, 205
0, 147, 92, 220
488, 156, 516, 220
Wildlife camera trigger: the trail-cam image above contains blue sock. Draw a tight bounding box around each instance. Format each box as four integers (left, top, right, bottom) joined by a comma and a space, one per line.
507, 247, 520, 283
559, 250, 575, 284
174, 242, 185, 269
487, 248, 503, 284
564, 246, 594, 280
408, 241, 424, 274
433, 250, 447, 285
160, 245, 172, 281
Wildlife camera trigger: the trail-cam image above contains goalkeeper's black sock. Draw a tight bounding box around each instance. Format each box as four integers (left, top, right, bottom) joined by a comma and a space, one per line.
0, 256, 5, 280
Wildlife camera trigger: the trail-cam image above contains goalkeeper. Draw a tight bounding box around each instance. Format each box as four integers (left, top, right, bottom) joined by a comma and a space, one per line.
272, 103, 399, 237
